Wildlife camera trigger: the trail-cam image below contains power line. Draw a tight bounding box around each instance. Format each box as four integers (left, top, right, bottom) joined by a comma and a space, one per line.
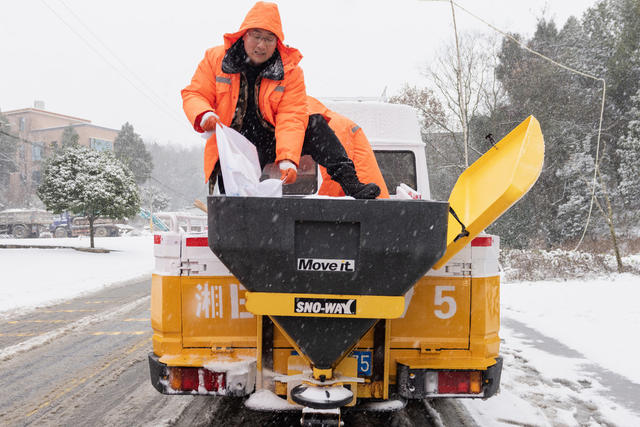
39, 0, 186, 128
55, 0, 180, 118
0, 129, 40, 148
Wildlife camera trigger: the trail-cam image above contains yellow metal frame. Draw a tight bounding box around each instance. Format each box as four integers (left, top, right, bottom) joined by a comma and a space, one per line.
245, 292, 406, 319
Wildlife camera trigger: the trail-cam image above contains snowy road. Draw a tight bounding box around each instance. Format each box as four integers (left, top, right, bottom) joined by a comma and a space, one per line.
0, 276, 472, 427
0, 279, 193, 426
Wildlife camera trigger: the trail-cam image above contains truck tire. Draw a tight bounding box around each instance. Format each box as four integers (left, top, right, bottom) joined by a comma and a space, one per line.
94, 227, 108, 237
54, 227, 69, 238
12, 224, 29, 239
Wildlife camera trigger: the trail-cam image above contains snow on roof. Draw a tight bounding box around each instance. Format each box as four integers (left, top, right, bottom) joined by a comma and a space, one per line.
2, 108, 90, 123
322, 100, 423, 146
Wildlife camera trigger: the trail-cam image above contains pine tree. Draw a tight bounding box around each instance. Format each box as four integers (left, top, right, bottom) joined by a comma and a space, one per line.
0, 112, 17, 202
140, 183, 170, 212
37, 146, 140, 248
617, 91, 640, 219
490, 19, 590, 246
113, 122, 153, 184
60, 125, 79, 149
147, 142, 208, 210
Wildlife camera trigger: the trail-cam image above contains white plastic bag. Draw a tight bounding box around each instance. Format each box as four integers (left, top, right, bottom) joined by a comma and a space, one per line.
215, 123, 282, 197
394, 183, 422, 200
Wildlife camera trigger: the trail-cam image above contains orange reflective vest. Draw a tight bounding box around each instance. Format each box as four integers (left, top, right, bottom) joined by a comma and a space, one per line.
307, 97, 390, 199
182, 1, 308, 182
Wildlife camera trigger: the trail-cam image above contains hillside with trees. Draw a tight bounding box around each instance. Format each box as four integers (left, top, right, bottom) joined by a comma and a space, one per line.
392, 0, 640, 260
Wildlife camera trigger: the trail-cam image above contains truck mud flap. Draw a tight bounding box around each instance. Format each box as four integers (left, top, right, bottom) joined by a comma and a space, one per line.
148, 352, 166, 394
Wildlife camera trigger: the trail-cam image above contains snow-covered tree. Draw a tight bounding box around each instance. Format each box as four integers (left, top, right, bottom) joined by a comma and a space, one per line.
0, 112, 17, 207
147, 142, 208, 210
60, 125, 79, 150
489, 16, 614, 247
114, 122, 153, 184
140, 183, 170, 212
617, 91, 640, 218
555, 151, 596, 239
37, 146, 140, 248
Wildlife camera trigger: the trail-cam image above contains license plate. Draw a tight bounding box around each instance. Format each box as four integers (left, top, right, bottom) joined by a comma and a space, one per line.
291, 350, 372, 376
351, 350, 372, 376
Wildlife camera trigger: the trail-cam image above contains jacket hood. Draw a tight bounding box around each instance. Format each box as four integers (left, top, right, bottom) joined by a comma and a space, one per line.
223, 1, 302, 68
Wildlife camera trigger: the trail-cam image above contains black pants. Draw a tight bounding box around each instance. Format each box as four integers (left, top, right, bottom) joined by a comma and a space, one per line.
210, 114, 356, 194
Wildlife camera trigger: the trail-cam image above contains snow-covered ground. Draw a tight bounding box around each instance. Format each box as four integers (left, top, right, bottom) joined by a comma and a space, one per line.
0, 235, 153, 316
464, 275, 640, 426
1, 236, 638, 425
502, 277, 640, 385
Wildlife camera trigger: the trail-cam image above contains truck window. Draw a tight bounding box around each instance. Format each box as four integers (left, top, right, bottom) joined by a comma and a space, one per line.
261, 155, 318, 195
373, 151, 417, 195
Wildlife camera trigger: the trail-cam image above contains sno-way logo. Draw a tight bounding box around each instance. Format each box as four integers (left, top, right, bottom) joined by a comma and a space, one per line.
294, 298, 357, 315
297, 258, 355, 272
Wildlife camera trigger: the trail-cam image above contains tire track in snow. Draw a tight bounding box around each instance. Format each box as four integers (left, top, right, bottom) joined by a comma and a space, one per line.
0, 295, 150, 362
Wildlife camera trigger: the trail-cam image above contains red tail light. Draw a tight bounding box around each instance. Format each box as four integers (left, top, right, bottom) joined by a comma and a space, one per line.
181, 368, 199, 391
168, 367, 226, 393
154, 234, 162, 244
438, 371, 469, 393
202, 371, 226, 392
437, 371, 482, 394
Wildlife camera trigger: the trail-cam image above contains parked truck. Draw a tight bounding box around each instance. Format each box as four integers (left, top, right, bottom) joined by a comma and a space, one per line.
0, 209, 53, 238
148, 101, 544, 425
49, 213, 122, 238
49, 212, 73, 238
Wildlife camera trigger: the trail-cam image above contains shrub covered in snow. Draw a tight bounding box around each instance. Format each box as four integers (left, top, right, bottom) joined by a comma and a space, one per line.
500, 248, 640, 282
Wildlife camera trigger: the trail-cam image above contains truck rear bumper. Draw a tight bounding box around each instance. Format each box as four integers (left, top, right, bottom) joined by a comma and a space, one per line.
397, 357, 503, 398
148, 352, 256, 396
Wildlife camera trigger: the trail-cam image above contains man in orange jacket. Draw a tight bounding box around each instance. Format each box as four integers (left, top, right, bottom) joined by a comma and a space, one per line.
307, 97, 390, 199
182, 1, 380, 199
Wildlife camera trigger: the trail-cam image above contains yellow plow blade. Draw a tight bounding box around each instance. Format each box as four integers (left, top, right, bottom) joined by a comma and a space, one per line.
433, 115, 544, 269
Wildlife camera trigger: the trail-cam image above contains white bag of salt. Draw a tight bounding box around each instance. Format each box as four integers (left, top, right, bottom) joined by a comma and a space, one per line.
215, 124, 282, 197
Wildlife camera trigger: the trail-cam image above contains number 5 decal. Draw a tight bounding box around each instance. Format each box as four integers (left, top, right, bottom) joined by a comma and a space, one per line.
434, 285, 457, 319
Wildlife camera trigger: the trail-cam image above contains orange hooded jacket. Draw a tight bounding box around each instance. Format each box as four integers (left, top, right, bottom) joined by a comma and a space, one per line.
307, 97, 390, 199
181, 2, 308, 182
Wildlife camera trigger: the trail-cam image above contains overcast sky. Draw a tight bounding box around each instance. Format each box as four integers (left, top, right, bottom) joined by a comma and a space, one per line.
1, 0, 598, 147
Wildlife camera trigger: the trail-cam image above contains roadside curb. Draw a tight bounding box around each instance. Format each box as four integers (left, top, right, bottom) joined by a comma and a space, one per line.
0, 244, 113, 253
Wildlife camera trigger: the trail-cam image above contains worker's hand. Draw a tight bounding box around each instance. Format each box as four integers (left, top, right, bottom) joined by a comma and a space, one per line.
200, 111, 220, 132
279, 160, 298, 184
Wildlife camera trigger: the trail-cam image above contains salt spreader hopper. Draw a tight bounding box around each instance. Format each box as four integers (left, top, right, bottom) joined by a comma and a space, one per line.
208, 197, 449, 389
